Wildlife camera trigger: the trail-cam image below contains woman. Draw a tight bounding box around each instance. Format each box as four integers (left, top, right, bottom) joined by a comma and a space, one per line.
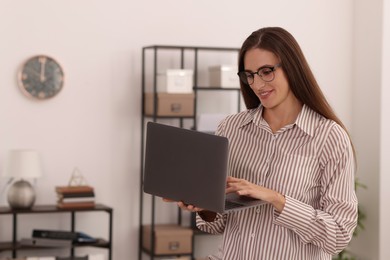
177, 27, 358, 260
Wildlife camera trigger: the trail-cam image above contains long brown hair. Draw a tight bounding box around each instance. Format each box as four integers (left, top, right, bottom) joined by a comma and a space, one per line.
238, 27, 356, 159
239, 28, 346, 131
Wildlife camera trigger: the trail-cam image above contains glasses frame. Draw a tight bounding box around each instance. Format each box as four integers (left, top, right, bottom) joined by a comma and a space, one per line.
237, 63, 281, 85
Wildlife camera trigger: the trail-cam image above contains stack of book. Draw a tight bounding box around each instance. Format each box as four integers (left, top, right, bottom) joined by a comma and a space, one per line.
20, 229, 75, 249
19, 229, 100, 259
55, 185, 95, 209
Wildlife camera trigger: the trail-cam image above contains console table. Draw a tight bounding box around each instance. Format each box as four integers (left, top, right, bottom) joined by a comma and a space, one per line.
0, 204, 113, 260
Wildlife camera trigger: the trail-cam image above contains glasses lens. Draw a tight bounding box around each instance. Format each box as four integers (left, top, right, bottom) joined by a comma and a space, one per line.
259, 67, 274, 82
238, 72, 252, 85
238, 66, 277, 85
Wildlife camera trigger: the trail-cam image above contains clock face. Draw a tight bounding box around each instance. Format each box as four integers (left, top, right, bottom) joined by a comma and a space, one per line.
18, 55, 64, 100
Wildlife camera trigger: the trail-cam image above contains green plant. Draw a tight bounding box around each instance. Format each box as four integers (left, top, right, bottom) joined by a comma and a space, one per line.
353, 179, 367, 237
333, 178, 366, 260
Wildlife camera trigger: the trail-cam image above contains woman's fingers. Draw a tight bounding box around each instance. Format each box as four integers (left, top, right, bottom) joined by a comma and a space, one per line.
226, 177, 258, 197
162, 198, 176, 202
177, 201, 203, 212
226, 176, 240, 183
163, 198, 204, 212
226, 177, 247, 191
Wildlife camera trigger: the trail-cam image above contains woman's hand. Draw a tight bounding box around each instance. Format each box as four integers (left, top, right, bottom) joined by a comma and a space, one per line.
162, 198, 216, 222
177, 201, 204, 212
162, 198, 204, 212
225, 176, 286, 213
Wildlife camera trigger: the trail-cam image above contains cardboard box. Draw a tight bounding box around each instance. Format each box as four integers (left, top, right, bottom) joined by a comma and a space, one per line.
143, 224, 193, 255
144, 93, 194, 117
209, 65, 239, 88
158, 69, 194, 93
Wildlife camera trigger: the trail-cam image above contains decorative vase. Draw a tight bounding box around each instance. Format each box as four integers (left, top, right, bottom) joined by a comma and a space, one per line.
7, 180, 36, 209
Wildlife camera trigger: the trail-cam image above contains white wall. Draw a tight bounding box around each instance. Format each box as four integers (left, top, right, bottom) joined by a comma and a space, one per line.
350, 0, 382, 259
0, 1, 357, 259
380, 1, 390, 259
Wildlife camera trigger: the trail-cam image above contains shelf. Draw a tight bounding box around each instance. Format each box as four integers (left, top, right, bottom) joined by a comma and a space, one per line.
143, 115, 194, 119
0, 204, 112, 215
141, 247, 193, 258
0, 238, 109, 251
194, 86, 240, 91
140, 45, 240, 260
143, 45, 240, 52
74, 238, 110, 248
0, 242, 16, 251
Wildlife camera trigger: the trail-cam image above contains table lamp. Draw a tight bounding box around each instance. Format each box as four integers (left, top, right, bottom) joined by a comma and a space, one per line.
2, 149, 43, 209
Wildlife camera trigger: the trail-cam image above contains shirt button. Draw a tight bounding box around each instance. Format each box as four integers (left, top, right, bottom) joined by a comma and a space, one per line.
251, 233, 255, 238
256, 209, 261, 214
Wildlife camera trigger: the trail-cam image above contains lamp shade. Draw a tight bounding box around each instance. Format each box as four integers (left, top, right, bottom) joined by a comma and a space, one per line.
2, 149, 43, 179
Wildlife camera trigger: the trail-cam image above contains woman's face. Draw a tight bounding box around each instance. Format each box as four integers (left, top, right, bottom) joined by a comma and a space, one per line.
244, 48, 296, 111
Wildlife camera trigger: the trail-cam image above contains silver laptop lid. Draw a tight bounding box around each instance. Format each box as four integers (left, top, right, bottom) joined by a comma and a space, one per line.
143, 122, 229, 213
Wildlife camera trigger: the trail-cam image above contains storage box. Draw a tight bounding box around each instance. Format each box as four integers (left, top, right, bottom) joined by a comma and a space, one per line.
158, 69, 194, 93
209, 65, 239, 88
142, 224, 193, 255
144, 93, 194, 116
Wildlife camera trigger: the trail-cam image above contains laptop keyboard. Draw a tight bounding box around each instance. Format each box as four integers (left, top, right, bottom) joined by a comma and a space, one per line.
225, 200, 244, 210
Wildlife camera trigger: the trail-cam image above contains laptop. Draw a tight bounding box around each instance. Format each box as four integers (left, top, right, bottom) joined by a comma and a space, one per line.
143, 122, 267, 214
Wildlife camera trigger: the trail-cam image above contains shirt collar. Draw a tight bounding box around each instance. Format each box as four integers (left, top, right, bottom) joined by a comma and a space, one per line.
238, 104, 321, 137
238, 106, 262, 128
294, 104, 322, 137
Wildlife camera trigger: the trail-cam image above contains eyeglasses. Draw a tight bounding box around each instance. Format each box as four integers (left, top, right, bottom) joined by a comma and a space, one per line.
237, 64, 281, 85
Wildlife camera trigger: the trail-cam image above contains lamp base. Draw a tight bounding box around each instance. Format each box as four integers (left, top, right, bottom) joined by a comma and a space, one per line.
7, 180, 36, 209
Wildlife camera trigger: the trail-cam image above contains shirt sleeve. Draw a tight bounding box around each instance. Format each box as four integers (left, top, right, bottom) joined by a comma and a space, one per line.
273, 124, 358, 255
196, 212, 227, 234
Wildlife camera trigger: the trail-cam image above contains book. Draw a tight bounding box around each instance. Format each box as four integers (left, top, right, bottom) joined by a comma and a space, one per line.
32, 229, 97, 244
25, 257, 91, 260
59, 197, 95, 203
56, 257, 88, 260
57, 201, 95, 209
32, 229, 78, 241
20, 237, 72, 247
57, 191, 95, 198
75, 232, 97, 244
26, 257, 56, 260
55, 185, 94, 194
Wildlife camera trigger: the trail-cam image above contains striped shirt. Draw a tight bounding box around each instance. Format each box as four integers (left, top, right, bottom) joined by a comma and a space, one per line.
196, 104, 358, 260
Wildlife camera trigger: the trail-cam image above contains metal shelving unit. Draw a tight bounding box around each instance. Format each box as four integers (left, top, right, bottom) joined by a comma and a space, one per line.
139, 45, 240, 260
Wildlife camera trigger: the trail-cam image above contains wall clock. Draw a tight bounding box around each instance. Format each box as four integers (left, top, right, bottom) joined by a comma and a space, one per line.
18, 55, 64, 100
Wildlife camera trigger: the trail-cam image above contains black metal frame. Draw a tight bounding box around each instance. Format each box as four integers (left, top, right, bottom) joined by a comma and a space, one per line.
139, 45, 240, 260
0, 204, 113, 260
